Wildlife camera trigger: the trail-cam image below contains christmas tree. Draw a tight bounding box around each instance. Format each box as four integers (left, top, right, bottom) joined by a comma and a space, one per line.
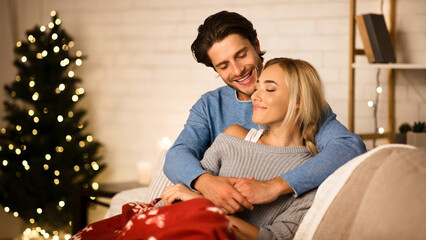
0, 11, 105, 236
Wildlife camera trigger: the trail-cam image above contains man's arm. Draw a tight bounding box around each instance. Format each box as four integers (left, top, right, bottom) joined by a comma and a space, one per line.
282, 104, 366, 196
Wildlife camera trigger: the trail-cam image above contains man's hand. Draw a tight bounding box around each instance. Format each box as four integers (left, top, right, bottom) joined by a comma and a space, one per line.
232, 176, 293, 205
162, 183, 203, 205
194, 173, 254, 214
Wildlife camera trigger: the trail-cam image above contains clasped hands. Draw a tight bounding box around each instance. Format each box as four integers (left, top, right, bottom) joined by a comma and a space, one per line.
162, 173, 290, 214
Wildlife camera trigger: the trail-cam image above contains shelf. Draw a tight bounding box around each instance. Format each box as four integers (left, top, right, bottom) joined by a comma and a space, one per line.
352, 63, 426, 69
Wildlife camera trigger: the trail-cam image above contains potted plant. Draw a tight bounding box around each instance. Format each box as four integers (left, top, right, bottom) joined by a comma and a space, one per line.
407, 121, 426, 148
394, 123, 412, 144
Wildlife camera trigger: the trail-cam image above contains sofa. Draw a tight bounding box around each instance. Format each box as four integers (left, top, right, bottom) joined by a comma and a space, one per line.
106, 144, 426, 240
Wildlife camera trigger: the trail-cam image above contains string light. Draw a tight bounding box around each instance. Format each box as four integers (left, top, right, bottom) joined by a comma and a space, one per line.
76, 88, 85, 95
16, 41, 22, 47
29, 80, 35, 87
79, 141, 85, 147
37, 208, 42, 214
65, 135, 72, 142
376, 86, 382, 93
15, 149, 21, 155
55, 18, 61, 25
59, 83, 65, 91
4, 207, 10, 212
74, 165, 80, 172
91, 162, 99, 171
54, 179, 60, 185
45, 154, 51, 161
53, 46, 60, 53
33, 116, 40, 123
54, 170, 60, 176
48, 22, 55, 29
57, 115, 64, 122
16, 125, 22, 131
75, 59, 82, 66
36, 53, 43, 59
51, 33, 58, 40
40, 26, 46, 32
42, 50, 48, 57
21, 56, 27, 62
92, 182, 99, 190
43, 164, 49, 170
13, 212, 19, 217
28, 35, 36, 43
72, 95, 79, 102
56, 146, 64, 152
15, 75, 21, 82
62, 44, 69, 51
2, 160, 7, 166
50, 10, 56, 17
68, 41, 74, 48
86, 135, 93, 142
68, 71, 74, 78
32, 92, 39, 101
32, 129, 38, 135
378, 127, 385, 134
76, 50, 82, 57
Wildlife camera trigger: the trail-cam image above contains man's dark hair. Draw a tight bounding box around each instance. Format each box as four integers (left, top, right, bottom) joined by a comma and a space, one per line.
191, 11, 266, 68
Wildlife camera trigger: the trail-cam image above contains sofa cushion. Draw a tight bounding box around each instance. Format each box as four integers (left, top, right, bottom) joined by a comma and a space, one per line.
347, 146, 426, 240
310, 145, 426, 240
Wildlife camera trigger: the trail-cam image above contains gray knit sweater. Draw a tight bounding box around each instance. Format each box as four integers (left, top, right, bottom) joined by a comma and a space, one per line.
201, 133, 317, 240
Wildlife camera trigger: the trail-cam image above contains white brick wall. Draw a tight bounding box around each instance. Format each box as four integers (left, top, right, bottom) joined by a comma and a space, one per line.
1, 0, 425, 185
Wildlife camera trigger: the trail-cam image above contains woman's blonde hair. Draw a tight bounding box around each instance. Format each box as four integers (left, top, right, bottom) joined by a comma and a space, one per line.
263, 58, 326, 155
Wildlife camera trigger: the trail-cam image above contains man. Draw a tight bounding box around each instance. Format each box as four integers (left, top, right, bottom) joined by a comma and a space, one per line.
164, 11, 366, 214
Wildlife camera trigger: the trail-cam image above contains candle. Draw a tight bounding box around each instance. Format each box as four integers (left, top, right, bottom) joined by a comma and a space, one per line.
137, 161, 152, 185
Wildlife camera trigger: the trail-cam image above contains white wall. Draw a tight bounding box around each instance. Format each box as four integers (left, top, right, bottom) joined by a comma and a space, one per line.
0, 0, 425, 234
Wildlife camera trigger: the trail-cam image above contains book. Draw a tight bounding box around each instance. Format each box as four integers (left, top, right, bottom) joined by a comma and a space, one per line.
356, 14, 396, 63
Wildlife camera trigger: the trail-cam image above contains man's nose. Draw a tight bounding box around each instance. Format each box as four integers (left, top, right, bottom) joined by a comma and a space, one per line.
230, 61, 244, 76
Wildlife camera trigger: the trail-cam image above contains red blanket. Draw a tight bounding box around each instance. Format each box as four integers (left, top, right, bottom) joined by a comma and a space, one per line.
72, 198, 235, 240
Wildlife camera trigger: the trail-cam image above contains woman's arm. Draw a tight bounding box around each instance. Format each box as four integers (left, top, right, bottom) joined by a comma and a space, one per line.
227, 215, 259, 240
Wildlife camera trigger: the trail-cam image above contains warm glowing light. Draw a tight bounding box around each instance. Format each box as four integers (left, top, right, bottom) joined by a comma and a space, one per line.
91, 162, 99, 171
8, 144, 13, 150
68, 70, 74, 78
32, 129, 38, 135
56, 146, 64, 152
92, 182, 99, 190
2, 160, 8, 166
87, 135, 93, 142
68, 111, 74, 117
21, 56, 27, 62
66, 135, 72, 142
43, 108, 48, 114
68, 41, 74, 47
37, 208, 42, 214
55, 18, 61, 25
59, 201, 65, 207
29, 80, 35, 87
4, 207, 10, 212
79, 141, 85, 147
16, 41, 22, 47
24, 165, 30, 170
32, 92, 39, 101
40, 26, 46, 32
28, 35, 36, 43
33, 116, 39, 123
43, 164, 49, 170
50, 10, 56, 16
378, 127, 385, 134
36, 53, 43, 59
45, 154, 51, 161
72, 95, 79, 102
1, 128, 6, 134
60, 58, 70, 67
42, 50, 48, 57
53, 46, 60, 53
76, 88, 85, 95
74, 165, 80, 172
376, 87, 383, 93
59, 83, 65, 91
28, 110, 34, 116
48, 22, 54, 28
13, 212, 19, 217
57, 115, 64, 122
11, 91, 16, 97
54, 170, 60, 176
15, 75, 21, 81
16, 125, 22, 131
54, 179, 60, 185
76, 59, 82, 66
29, 218, 35, 224
62, 44, 69, 51
76, 50, 82, 57
22, 160, 28, 166
15, 149, 21, 155
52, 33, 58, 40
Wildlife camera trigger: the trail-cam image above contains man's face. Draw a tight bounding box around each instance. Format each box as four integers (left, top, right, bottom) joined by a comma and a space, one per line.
207, 34, 263, 101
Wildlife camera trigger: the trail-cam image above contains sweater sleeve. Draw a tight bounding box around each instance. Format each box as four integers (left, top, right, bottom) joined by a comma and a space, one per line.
163, 97, 211, 189
257, 190, 316, 240
281, 104, 366, 196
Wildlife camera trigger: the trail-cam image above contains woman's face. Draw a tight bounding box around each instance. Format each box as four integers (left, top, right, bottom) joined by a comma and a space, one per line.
251, 64, 290, 127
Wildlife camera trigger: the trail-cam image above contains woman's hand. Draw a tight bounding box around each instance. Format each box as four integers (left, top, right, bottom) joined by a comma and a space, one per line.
233, 176, 293, 205
161, 183, 203, 205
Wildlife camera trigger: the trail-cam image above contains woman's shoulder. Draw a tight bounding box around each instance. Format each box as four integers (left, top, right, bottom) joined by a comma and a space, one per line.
223, 125, 249, 140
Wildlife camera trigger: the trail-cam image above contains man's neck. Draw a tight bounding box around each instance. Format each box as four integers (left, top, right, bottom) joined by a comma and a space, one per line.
236, 91, 252, 101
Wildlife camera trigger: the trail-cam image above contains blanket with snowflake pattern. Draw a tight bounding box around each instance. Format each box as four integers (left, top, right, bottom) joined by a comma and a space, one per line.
71, 198, 235, 240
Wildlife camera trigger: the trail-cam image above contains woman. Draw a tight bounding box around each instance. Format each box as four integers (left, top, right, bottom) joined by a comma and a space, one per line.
162, 57, 326, 240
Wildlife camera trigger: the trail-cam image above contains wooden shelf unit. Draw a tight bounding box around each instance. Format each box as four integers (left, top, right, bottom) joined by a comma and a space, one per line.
348, 0, 397, 143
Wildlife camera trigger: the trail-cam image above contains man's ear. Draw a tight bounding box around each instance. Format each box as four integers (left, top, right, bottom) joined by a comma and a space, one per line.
255, 38, 261, 54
